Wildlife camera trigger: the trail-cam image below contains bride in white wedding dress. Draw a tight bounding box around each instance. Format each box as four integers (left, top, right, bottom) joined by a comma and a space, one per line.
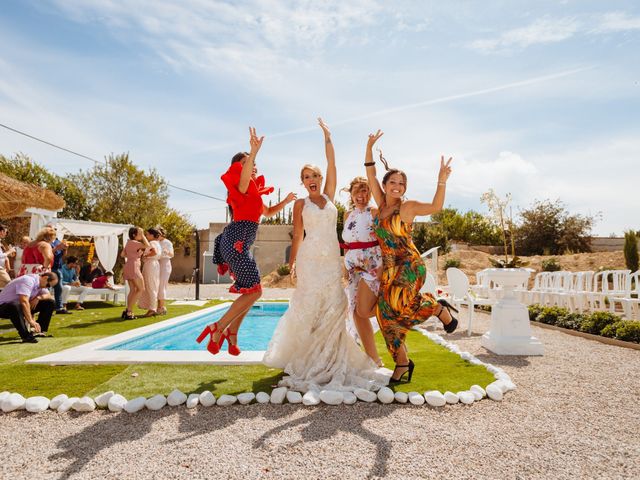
263, 119, 389, 393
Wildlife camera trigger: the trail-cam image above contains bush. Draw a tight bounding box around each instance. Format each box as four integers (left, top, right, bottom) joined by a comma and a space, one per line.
528, 304, 544, 321
613, 321, 640, 343
276, 264, 290, 276
624, 230, 639, 272
601, 321, 640, 343
535, 306, 570, 325
541, 258, 562, 272
555, 312, 584, 330
579, 311, 620, 335
444, 258, 461, 269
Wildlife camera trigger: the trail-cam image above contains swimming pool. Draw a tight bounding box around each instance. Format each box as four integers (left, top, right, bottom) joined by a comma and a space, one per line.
27, 301, 288, 365
105, 302, 286, 352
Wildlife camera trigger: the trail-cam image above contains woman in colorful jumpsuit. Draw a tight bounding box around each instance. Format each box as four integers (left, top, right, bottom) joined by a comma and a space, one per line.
197, 127, 296, 356
364, 130, 458, 384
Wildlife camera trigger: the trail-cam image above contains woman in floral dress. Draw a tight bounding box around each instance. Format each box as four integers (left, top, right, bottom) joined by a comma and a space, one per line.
341, 177, 383, 366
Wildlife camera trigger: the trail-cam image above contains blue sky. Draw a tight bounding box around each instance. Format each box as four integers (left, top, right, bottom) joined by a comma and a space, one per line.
1, 1, 638, 236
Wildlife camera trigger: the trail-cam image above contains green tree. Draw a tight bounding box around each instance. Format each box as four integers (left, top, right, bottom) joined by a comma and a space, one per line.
72, 153, 194, 246
0, 152, 91, 219
516, 199, 594, 255
431, 207, 502, 245
412, 222, 450, 254
624, 230, 639, 272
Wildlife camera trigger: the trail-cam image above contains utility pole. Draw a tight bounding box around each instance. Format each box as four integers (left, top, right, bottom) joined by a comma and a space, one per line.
194, 229, 200, 300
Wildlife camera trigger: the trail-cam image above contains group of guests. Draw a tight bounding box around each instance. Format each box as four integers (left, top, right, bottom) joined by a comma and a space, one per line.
121, 226, 174, 320
0, 223, 113, 342
199, 120, 458, 393
0, 221, 175, 342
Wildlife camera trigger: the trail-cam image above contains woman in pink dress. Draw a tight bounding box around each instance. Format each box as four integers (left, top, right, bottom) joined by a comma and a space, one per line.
138, 228, 162, 317
121, 227, 149, 319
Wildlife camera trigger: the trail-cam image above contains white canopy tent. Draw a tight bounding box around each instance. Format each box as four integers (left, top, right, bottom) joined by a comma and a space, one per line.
52, 219, 132, 272
26, 209, 132, 272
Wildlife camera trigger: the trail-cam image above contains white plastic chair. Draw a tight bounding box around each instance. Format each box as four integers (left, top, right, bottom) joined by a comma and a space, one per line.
612, 270, 638, 319
446, 267, 494, 336
420, 271, 437, 296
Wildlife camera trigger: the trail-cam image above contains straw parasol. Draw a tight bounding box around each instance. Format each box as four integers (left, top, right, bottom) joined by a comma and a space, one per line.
0, 172, 65, 218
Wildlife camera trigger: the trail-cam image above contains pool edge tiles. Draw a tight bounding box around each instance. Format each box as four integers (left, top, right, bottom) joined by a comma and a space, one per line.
26, 301, 287, 365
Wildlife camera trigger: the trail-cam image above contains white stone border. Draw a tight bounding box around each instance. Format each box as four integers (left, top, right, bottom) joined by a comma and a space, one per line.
1, 324, 516, 413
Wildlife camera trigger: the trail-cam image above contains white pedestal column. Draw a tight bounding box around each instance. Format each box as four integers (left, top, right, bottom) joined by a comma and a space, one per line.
481, 268, 544, 356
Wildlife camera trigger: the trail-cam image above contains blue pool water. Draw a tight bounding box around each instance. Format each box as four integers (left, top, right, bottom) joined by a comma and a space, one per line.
104, 302, 287, 352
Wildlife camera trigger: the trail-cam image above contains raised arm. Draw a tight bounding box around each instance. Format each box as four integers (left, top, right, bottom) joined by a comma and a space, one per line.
318, 118, 336, 201
404, 156, 452, 219
263, 192, 297, 218
364, 130, 385, 207
238, 127, 264, 194
288, 198, 305, 279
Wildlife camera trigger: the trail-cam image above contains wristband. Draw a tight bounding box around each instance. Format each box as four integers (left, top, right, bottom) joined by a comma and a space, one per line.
438, 182, 446, 186
364, 162, 375, 167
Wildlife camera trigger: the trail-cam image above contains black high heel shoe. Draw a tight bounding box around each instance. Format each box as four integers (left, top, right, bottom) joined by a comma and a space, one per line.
121, 310, 127, 320
389, 359, 415, 384
437, 299, 459, 333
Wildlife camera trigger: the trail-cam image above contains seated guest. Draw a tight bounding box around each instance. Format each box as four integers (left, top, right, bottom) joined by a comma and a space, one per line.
0, 272, 58, 343
79, 258, 103, 286
60, 256, 89, 311
92, 271, 116, 290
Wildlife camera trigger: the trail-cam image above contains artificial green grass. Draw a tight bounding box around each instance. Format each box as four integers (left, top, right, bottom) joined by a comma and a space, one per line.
0, 301, 494, 398
376, 330, 495, 393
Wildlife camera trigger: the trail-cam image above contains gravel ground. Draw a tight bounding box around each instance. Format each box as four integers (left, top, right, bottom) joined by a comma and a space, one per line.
1, 287, 639, 479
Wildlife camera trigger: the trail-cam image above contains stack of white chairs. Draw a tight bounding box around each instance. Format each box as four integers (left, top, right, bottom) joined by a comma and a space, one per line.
446, 267, 494, 336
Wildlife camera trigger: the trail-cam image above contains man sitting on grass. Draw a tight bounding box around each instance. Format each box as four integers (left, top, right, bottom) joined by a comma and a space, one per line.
0, 272, 58, 343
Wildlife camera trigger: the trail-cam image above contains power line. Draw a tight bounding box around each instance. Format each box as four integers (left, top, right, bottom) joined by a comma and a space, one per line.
0, 122, 227, 203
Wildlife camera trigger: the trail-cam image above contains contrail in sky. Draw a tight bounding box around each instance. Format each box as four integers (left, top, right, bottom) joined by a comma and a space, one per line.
202, 65, 595, 151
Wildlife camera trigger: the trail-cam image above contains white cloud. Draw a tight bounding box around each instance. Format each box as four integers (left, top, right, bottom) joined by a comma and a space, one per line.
593, 12, 640, 33
469, 11, 640, 54
468, 17, 581, 53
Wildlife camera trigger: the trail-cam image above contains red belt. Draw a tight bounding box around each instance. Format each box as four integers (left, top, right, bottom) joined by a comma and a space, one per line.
340, 240, 379, 250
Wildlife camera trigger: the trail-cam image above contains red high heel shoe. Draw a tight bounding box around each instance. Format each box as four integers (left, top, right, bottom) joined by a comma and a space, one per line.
222, 331, 241, 356
196, 323, 223, 355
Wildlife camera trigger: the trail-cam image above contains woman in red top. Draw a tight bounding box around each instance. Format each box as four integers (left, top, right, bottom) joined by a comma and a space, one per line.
197, 127, 296, 356
20, 227, 55, 276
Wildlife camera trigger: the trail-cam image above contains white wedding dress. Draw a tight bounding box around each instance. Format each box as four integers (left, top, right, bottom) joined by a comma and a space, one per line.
263, 194, 389, 393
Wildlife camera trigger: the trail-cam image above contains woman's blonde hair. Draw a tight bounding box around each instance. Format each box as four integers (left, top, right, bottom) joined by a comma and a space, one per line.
35, 226, 56, 243
300, 164, 323, 182
344, 176, 371, 209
